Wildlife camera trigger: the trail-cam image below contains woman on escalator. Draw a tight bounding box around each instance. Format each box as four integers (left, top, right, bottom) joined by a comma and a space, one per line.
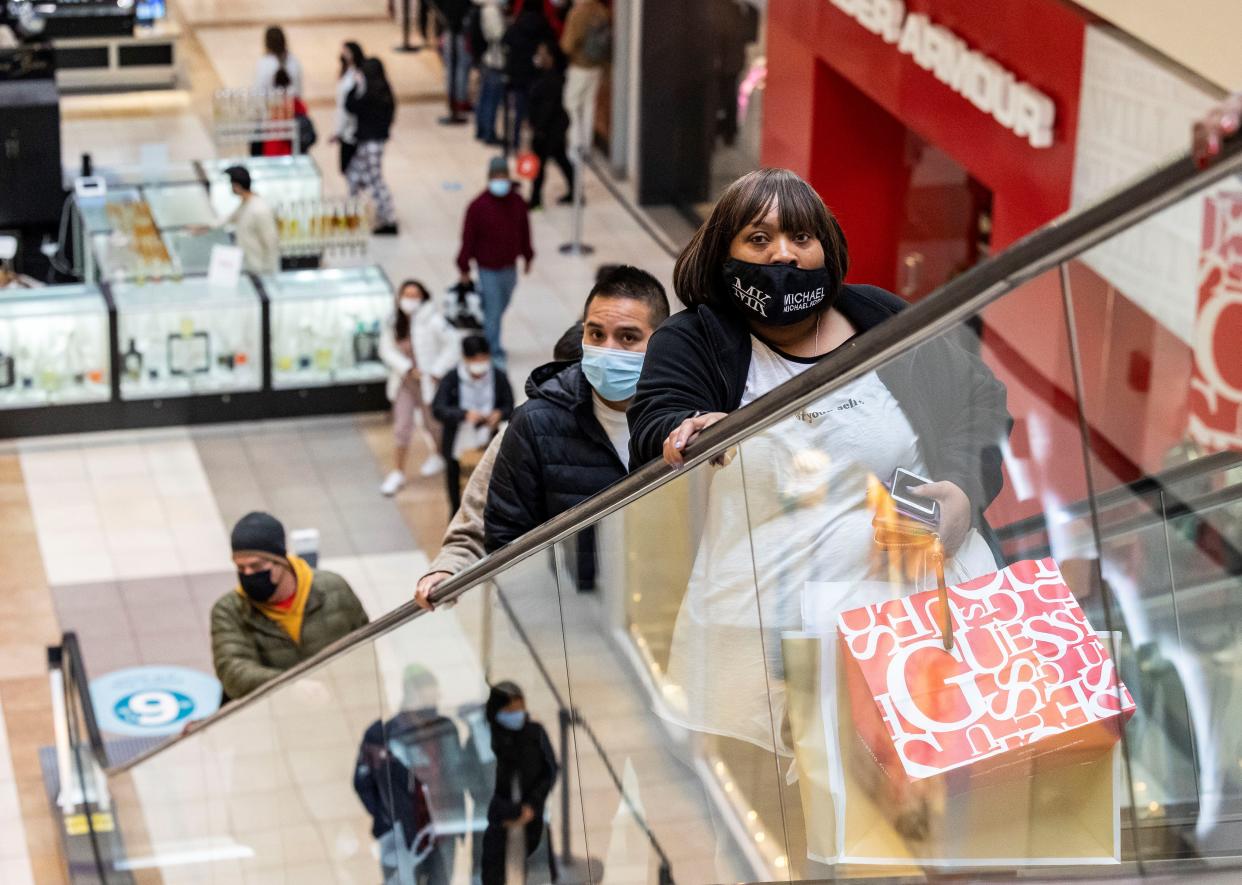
626, 167, 1012, 754
481, 681, 558, 885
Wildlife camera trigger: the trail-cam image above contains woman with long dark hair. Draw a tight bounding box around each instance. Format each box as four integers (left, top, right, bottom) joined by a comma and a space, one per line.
333, 41, 366, 175
345, 57, 399, 234
628, 167, 1011, 752
253, 25, 303, 97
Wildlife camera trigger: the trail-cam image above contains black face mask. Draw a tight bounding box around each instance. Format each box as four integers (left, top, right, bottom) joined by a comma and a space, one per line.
721, 258, 835, 326
238, 568, 279, 603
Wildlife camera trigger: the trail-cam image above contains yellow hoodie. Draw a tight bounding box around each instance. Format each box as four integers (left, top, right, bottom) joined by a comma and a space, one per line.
235, 553, 314, 644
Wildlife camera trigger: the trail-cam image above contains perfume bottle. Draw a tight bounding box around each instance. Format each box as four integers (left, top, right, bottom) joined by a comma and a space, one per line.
122, 338, 144, 382
353, 320, 380, 364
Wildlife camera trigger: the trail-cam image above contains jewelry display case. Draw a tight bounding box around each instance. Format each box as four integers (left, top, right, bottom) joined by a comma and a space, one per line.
0, 285, 111, 410
111, 277, 263, 400
264, 266, 393, 390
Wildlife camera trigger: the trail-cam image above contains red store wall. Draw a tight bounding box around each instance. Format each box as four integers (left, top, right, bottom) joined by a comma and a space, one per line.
763, 0, 1087, 285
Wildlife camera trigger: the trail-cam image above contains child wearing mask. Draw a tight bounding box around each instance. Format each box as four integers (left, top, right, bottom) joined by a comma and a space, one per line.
380, 280, 463, 496
432, 335, 515, 511
481, 681, 558, 885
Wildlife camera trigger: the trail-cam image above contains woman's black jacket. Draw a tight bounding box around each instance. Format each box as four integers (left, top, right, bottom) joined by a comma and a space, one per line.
627, 285, 1013, 536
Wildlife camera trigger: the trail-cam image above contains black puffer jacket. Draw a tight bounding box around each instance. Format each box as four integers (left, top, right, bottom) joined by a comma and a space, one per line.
628, 285, 1012, 537
484, 361, 625, 552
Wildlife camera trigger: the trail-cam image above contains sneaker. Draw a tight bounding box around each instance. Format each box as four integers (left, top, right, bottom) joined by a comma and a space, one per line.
419, 454, 446, 477
380, 470, 406, 496
373, 223, 399, 236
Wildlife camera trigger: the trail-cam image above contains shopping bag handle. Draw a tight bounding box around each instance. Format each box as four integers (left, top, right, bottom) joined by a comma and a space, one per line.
930, 536, 952, 652
872, 518, 954, 652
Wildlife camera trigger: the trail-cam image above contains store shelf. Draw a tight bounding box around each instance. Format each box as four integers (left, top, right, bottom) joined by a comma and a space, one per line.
0, 285, 111, 410
112, 276, 263, 401
264, 266, 391, 390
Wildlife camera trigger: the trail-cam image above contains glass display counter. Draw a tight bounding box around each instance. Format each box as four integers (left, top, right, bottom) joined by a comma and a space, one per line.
112, 277, 263, 400
201, 155, 322, 220
92, 162, 200, 188
0, 285, 111, 409
143, 182, 217, 229
161, 227, 232, 276
77, 186, 143, 235
264, 266, 393, 389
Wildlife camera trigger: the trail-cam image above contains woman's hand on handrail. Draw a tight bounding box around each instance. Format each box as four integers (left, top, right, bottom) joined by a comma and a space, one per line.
663, 412, 728, 467
1193, 92, 1242, 168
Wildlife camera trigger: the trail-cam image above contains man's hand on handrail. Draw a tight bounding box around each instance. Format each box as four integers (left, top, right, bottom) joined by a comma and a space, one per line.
415, 571, 454, 611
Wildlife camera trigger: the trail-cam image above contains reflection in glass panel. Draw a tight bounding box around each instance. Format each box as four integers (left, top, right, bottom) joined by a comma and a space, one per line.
108, 643, 384, 882
371, 552, 585, 885
555, 453, 786, 883
1067, 178, 1242, 862
719, 270, 1136, 877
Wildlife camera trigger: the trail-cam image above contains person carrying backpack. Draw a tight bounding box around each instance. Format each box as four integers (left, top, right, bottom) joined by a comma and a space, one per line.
559, 0, 610, 156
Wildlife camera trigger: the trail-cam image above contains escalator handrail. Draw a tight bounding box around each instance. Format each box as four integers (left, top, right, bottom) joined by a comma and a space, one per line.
61, 632, 109, 769
106, 136, 1242, 777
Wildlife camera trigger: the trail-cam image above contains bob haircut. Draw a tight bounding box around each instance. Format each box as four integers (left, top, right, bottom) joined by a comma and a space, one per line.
672, 168, 849, 310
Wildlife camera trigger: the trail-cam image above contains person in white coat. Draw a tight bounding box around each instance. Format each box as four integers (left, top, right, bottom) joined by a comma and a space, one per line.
380, 280, 463, 495
333, 41, 366, 176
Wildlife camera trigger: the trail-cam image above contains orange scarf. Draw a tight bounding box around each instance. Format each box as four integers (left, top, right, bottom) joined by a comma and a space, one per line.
235, 553, 314, 643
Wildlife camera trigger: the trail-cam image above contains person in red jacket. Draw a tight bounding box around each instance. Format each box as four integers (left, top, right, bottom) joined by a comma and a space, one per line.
456, 156, 534, 370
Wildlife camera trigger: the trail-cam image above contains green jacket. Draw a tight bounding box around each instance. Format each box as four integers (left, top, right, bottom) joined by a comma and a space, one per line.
211, 570, 369, 700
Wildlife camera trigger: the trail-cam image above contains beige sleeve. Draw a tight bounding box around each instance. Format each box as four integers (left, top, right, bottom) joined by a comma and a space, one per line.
425, 427, 505, 577
560, 5, 586, 55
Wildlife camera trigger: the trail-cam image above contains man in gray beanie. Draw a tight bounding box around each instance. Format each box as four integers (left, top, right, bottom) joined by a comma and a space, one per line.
455, 155, 534, 370
211, 511, 369, 700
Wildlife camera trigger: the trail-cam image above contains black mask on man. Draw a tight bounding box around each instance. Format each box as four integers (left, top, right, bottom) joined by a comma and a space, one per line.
721, 258, 836, 326
238, 568, 279, 603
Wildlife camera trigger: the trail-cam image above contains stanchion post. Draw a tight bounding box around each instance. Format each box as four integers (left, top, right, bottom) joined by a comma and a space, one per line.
558, 146, 594, 256
558, 707, 573, 864
394, 0, 422, 52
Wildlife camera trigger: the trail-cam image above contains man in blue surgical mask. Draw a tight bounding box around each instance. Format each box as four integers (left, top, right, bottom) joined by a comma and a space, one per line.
456, 156, 535, 371
483, 265, 669, 557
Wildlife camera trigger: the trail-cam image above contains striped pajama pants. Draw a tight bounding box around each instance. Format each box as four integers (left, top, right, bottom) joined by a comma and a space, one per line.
346, 140, 396, 226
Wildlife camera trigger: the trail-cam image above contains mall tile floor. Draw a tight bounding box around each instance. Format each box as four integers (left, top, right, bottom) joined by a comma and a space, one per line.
0, 2, 702, 883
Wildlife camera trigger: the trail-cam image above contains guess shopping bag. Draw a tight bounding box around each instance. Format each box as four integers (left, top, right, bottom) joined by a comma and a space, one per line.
836, 558, 1136, 785
783, 631, 1124, 868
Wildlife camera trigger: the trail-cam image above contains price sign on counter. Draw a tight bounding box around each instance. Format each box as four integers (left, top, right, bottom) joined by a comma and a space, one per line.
207, 244, 243, 291
90, 666, 221, 736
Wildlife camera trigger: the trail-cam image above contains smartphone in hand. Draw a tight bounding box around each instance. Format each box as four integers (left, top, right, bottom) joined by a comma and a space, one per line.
890, 467, 940, 527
